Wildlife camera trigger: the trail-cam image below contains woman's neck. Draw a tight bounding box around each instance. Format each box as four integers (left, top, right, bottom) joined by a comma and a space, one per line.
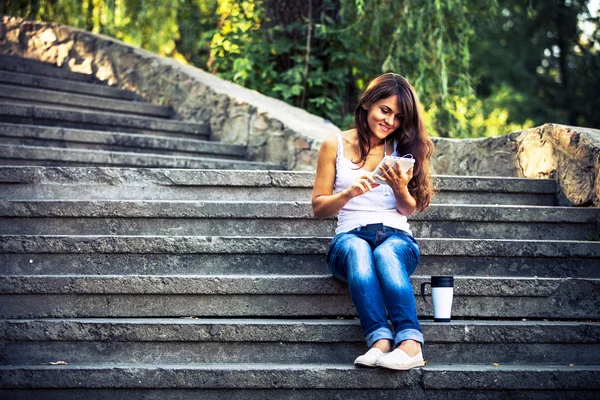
368, 136, 387, 154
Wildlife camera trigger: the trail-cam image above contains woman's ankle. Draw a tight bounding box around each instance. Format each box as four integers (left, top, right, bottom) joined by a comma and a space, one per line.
398, 340, 422, 357
371, 339, 393, 353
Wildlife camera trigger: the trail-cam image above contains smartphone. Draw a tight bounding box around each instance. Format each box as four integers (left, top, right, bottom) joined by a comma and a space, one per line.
371, 155, 415, 185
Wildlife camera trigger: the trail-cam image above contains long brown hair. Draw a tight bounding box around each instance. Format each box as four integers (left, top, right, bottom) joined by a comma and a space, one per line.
354, 73, 434, 211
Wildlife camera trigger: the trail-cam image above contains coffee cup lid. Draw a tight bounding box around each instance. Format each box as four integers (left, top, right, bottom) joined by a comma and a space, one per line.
431, 276, 453, 287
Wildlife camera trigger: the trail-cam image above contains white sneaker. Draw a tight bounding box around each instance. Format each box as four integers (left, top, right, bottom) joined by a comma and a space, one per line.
376, 348, 425, 370
354, 348, 387, 367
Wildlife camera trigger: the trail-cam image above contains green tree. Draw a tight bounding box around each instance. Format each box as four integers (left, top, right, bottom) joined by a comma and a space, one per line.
1, 0, 183, 57
471, 0, 600, 130
3, 0, 597, 135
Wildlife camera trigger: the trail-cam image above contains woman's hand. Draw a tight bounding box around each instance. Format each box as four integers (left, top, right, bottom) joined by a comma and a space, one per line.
342, 175, 380, 199
375, 162, 417, 216
376, 162, 412, 194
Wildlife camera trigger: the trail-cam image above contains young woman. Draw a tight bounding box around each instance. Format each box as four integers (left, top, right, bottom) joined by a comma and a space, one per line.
312, 73, 434, 370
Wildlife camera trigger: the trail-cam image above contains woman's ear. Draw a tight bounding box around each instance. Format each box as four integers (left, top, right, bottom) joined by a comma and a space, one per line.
361, 104, 368, 110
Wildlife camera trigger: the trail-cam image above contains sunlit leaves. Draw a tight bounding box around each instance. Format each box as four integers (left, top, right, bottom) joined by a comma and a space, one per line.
5, 0, 596, 136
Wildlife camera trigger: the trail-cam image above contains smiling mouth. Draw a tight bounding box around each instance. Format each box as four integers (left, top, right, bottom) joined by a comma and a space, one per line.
379, 124, 392, 133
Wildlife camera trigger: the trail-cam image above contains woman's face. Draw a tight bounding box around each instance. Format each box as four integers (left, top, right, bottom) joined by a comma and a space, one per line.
364, 95, 401, 141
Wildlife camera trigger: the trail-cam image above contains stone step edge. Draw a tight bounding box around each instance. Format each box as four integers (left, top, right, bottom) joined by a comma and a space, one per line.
1, 200, 596, 222
1, 275, 596, 297
0, 167, 556, 192
1, 235, 598, 257
0, 123, 246, 158
0, 145, 282, 170
0, 54, 102, 84
0, 102, 209, 135
0, 70, 136, 100
2, 318, 598, 343
0, 83, 170, 118
0, 364, 597, 390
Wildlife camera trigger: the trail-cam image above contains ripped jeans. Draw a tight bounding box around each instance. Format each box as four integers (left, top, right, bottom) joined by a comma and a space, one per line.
326, 228, 423, 348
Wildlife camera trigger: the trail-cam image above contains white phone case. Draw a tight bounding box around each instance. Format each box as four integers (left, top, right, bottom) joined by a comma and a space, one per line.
372, 155, 415, 185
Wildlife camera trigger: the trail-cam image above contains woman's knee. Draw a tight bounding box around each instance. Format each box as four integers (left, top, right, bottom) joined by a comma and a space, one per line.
373, 239, 419, 275
336, 236, 375, 279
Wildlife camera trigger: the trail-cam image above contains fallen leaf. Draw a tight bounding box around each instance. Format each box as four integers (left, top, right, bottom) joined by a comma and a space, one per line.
570, 364, 574, 367
48, 361, 68, 365
492, 363, 500, 367
424, 360, 429, 365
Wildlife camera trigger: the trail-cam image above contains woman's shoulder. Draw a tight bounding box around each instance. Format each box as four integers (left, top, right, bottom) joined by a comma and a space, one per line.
340, 128, 357, 141
320, 129, 357, 154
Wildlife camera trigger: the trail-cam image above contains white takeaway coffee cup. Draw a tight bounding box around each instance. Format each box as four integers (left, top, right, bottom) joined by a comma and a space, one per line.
420, 276, 454, 322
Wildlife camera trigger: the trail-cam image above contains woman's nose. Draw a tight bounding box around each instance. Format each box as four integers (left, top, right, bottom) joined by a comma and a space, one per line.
387, 115, 395, 126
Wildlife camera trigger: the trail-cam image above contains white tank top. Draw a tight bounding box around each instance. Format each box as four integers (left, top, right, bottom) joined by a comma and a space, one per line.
334, 131, 412, 235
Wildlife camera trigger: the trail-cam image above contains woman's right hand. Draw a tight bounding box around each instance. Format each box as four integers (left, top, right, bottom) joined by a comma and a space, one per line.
342, 175, 380, 199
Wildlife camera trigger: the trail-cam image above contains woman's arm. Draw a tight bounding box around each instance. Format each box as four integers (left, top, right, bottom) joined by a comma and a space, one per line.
311, 134, 380, 219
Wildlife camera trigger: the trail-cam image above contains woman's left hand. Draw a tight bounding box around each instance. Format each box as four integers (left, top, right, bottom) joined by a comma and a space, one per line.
377, 162, 413, 194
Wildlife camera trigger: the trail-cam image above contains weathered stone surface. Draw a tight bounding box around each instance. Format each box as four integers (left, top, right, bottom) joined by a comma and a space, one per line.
3, 389, 600, 400
0, 83, 169, 117
2, 252, 598, 278
1, 320, 598, 365
0, 275, 570, 296
0, 123, 246, 158
2, 235, 599, 258
0, 167, 558, 205
1, 276, 598, 319
430, 134, 518, 177
2, 318, 596, 344
3, 200, 596, 221
433, 124, 600, 206
543, 124, 600, 206
2, 388, 599, 400
0, 102, 209, 136
0, 16, 339, 170
0, 200, 597, 239
0, 144, 282, 170
0, 364, 597, 391
0, 54, 99, 83
1, 166, 555, 189
0, 69, 134, 99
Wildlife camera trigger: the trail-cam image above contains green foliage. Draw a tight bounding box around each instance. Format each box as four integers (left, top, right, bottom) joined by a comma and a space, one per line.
3, 0, 598, 137
470, 0, 600, 131
2, 0, 184, 57
208, 0, 371, 128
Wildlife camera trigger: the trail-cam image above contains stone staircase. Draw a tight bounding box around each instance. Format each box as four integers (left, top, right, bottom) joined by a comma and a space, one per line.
0, 55, 599, 399
0, 54, 282, 170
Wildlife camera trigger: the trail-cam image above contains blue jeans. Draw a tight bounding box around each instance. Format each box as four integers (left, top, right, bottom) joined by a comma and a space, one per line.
327, 228, 423, 348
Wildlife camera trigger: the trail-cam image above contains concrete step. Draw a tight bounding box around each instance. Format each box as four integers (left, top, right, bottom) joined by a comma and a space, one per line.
0, 167, 557, 205
0, 54, 105, 85
0, 102, 209, 138
1, 274, 598, 319
0, 83, 171, 117
0, 200, 597, 240
0, 123, 246, 158
2, 235, 598, 278
0, 364, 598, 399
0, 70, 136, 100
0, 144, 282, 169
1, 318, 598, 365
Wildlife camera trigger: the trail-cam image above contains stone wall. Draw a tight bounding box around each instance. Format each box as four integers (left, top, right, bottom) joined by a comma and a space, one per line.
0, 16, 338, 170
431, 123, 600, 206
